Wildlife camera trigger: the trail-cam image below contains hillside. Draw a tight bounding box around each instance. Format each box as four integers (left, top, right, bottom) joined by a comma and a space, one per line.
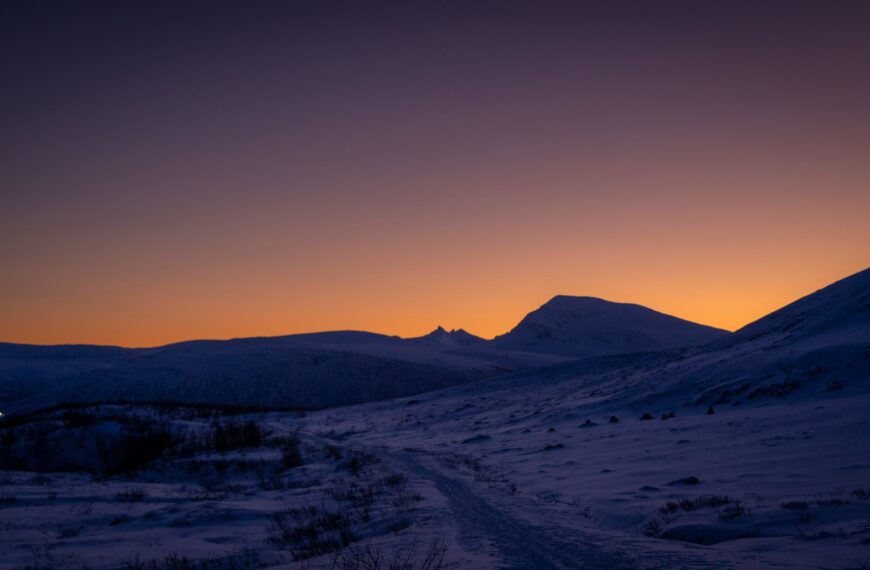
0, 331, 566, 415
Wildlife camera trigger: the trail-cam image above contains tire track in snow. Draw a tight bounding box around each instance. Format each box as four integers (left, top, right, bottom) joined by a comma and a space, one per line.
391, 450, 835, 570
390, 451, 638, 570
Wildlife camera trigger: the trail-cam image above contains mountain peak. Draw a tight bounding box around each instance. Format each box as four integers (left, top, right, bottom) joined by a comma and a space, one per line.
411, 326, 485, 348
491, 295, 728, 357
541, 295, 633, 310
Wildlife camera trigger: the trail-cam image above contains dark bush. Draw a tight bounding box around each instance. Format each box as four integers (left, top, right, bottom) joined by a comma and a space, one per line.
211, 420, 264, 452
97, 423, 176, 475
280, 432, 303, 468
116, 488, 148, 503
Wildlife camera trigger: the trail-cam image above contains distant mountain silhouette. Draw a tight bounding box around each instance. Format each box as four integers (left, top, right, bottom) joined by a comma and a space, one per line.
490, 296, 728, 357
411, 326, 486, 349
3, 269, 866, 415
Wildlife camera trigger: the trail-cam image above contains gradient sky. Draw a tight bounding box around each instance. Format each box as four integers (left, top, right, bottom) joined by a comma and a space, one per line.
2, 1, 869, 347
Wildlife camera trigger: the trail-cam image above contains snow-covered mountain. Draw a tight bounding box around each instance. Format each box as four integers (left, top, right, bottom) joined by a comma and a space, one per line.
490, 295, 729, 357
500, 266, 870, 412
0, 332, 566, 415
2, 268, 865, 417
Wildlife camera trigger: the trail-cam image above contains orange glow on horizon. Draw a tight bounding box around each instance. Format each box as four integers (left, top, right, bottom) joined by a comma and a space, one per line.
2, 2, 869, 347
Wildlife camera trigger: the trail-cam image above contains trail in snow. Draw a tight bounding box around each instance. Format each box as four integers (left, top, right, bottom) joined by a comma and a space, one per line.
389, 450, 735, 570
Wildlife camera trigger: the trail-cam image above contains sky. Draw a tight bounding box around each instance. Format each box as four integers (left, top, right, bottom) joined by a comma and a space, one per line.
1, 1, 869, 347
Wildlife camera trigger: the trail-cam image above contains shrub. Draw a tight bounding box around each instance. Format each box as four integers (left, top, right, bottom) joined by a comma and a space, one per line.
280, 431, 303, 468
211, 420, 264, 452
381, 473, 409, 488
325, 444, 343, 460
718, 502, 749, 521
97, 424, 176, 475
332, 537, 448, 570
269, 506, 355, 560
342, 452, 379, 476
116, 488, 148, 503
660, 495, 732, 514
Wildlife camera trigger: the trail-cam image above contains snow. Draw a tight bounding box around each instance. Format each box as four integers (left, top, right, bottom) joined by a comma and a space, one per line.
0, 266, 868, 568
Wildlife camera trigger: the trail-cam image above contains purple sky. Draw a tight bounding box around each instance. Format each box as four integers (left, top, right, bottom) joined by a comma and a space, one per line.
2, 1, 869, 346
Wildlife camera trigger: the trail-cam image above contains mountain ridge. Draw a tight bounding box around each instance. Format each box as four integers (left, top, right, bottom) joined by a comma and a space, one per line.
2, 268, 866, 415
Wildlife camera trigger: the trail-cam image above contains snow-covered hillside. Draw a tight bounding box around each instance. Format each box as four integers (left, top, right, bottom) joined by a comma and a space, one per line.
0, 296, 728, 415
0, 267, 868, 569
0, 333, 568, 415
491, 295, 729, 357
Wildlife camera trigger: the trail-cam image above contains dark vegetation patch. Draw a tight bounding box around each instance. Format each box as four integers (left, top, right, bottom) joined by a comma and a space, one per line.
331, 537, 448, 570
269, 449, 423, 561
116, 488, 148, 503
645, 495, 750, 539
120, 548, 264, 570
0, 400, 304, 430
0, 404, 303, 478
659, 495, 734, 514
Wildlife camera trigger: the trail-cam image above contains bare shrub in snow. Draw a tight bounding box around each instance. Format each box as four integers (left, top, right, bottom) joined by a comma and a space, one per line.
278, 430, 303, 468
116, 488, 148, 503
269, 505, 355, 560
331, 537, 448, 570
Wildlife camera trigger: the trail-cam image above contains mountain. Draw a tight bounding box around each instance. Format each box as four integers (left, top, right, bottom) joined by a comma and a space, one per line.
2, 269, 867, 570
5, 269, 864, 417
0, 330, 564, 415
490, 295, 729, 357
723, 266, 870, 348
302, 269, 870, 570
1, 296, 724, 414
515, 266, 870, 410
676, 265, 870, 405
410, 326, 486, 349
